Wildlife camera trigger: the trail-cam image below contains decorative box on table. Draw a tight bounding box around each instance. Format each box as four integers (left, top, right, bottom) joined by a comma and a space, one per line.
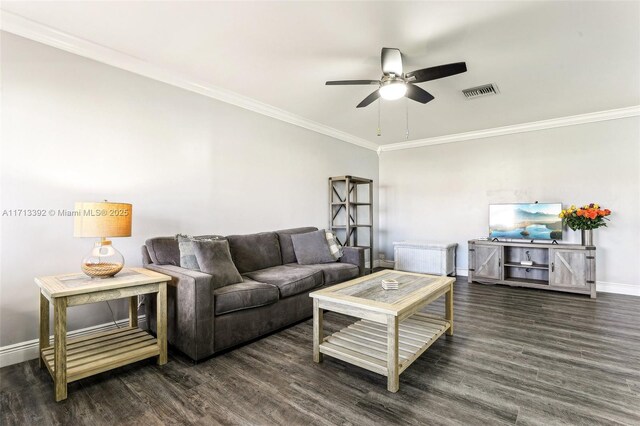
393, 241, 457, 276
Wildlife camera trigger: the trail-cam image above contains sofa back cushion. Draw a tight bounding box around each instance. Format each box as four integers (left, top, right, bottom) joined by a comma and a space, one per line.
276, 227, 318, 264
145, 237, 180, 266
226, 232, 282, 274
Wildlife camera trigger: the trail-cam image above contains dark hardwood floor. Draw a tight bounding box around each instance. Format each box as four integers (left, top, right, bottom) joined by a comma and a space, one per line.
2, 278, 640, 425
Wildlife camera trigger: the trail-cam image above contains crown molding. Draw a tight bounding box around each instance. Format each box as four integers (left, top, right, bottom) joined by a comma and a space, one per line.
0, 11, 379, 152
378, 105, 640, 152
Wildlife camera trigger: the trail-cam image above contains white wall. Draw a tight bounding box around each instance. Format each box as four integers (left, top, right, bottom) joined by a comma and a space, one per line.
379, 117, 640, 289
0, 33, 379, 347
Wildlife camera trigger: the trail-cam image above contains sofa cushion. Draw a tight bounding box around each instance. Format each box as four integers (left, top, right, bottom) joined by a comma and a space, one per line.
227, 232, 282, 274
275, 227, 318, 264
177, 234, 224, 270
214, 279, 279, 316
145, 237, 180, 266
291, 230, 336, 265
289, 262, 359, 285
193, 240, 243, 289
244, 265, 323, 298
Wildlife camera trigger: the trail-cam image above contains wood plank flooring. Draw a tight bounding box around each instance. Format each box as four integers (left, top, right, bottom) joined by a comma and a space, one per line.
2, 278, 640, 425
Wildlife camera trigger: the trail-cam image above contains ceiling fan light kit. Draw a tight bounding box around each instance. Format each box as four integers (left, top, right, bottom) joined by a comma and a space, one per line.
379, 79, 407, 100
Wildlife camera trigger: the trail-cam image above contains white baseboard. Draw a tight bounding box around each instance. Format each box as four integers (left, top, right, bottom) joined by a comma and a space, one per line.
0, 315, 147, 368
597, 281, 640, 297
466, 275, 638, 297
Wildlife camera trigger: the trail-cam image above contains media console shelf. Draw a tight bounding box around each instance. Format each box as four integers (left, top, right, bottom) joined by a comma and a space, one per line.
468, 239, 596, 298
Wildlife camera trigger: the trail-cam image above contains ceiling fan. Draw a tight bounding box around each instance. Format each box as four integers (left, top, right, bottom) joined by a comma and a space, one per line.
326, 48, 467, 108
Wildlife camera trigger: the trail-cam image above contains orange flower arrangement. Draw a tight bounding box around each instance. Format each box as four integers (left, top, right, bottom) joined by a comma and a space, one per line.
559, 203, 611, 230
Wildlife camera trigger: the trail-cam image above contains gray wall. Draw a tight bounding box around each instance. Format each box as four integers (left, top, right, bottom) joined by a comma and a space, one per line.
0, 33, 379, 347
379, 117, 640, 288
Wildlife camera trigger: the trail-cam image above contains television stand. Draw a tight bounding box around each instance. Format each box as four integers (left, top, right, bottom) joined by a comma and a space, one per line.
468, 239, 596, 298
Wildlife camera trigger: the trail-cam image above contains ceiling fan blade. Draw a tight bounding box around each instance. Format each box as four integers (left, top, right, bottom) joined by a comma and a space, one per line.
356, 90, 381, 108
326, 80, 380, 85
381, 47, 403, 76
405, 62, 467, 83
406, 84, 435, 104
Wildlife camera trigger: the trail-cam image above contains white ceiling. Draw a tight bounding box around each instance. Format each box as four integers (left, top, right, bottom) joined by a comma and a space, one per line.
2, 1, 640, 145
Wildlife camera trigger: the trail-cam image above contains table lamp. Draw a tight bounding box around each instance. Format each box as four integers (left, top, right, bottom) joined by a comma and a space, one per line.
74, 201, 132, 278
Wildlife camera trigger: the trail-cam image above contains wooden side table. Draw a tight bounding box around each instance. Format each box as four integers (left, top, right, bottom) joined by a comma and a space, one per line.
35, 268, 171, 401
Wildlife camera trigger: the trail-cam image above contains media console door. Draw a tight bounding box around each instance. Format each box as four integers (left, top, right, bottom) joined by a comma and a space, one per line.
473, 244, 502, 280
549, 249, 590, 289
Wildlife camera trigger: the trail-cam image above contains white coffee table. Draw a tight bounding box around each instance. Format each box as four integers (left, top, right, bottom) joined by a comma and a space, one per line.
310, 270, 454, 392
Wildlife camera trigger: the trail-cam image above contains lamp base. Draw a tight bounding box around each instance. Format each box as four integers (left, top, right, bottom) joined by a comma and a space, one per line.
81, 262, 123, 278
81, 239, 124, 278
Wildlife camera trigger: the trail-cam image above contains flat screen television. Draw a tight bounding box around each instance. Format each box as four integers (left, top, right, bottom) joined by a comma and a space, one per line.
489, 203, 563, 240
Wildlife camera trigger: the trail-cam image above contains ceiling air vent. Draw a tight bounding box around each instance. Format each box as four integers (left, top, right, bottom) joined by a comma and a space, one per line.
462, 83, 499, 99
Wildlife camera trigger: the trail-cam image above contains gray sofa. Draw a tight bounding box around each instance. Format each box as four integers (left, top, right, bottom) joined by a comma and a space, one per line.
142, 227, 365, 361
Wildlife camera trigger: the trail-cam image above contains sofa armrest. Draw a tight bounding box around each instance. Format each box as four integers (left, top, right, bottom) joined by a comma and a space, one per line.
339, 246, 366, 276
141, 245, 153, 266
144, 264, 216, 360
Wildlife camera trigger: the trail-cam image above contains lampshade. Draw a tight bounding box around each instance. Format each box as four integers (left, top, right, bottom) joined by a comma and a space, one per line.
73, 202, 132, 238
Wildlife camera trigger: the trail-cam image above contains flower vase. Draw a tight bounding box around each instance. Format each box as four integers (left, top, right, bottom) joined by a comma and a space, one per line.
581, 229, 594, 246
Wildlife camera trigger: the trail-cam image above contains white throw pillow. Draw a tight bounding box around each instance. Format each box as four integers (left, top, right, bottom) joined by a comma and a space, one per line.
325, 230, 343, 260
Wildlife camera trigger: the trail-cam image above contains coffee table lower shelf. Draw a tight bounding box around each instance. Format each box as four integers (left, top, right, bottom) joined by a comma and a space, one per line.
319, 313, 450, 376
41, 327, 159, 383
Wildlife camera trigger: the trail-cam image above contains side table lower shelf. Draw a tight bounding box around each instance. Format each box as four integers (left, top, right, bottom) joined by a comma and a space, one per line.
41, 327, 159, 383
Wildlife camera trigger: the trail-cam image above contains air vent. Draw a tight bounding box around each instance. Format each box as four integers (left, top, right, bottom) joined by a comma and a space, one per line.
462, 83, 499, 99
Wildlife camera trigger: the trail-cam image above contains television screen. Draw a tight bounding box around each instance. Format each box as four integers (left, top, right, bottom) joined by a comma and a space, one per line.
489, 203, 563, 240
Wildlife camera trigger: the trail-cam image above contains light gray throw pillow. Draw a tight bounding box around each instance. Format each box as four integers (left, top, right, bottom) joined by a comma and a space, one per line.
192, 239, 243, 288
177, 234, 222, 270
291, 229, 336, 265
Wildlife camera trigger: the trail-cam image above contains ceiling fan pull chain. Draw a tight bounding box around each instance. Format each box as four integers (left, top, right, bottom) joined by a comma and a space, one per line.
405, 96, 410, 140
377, 98, 382, 137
